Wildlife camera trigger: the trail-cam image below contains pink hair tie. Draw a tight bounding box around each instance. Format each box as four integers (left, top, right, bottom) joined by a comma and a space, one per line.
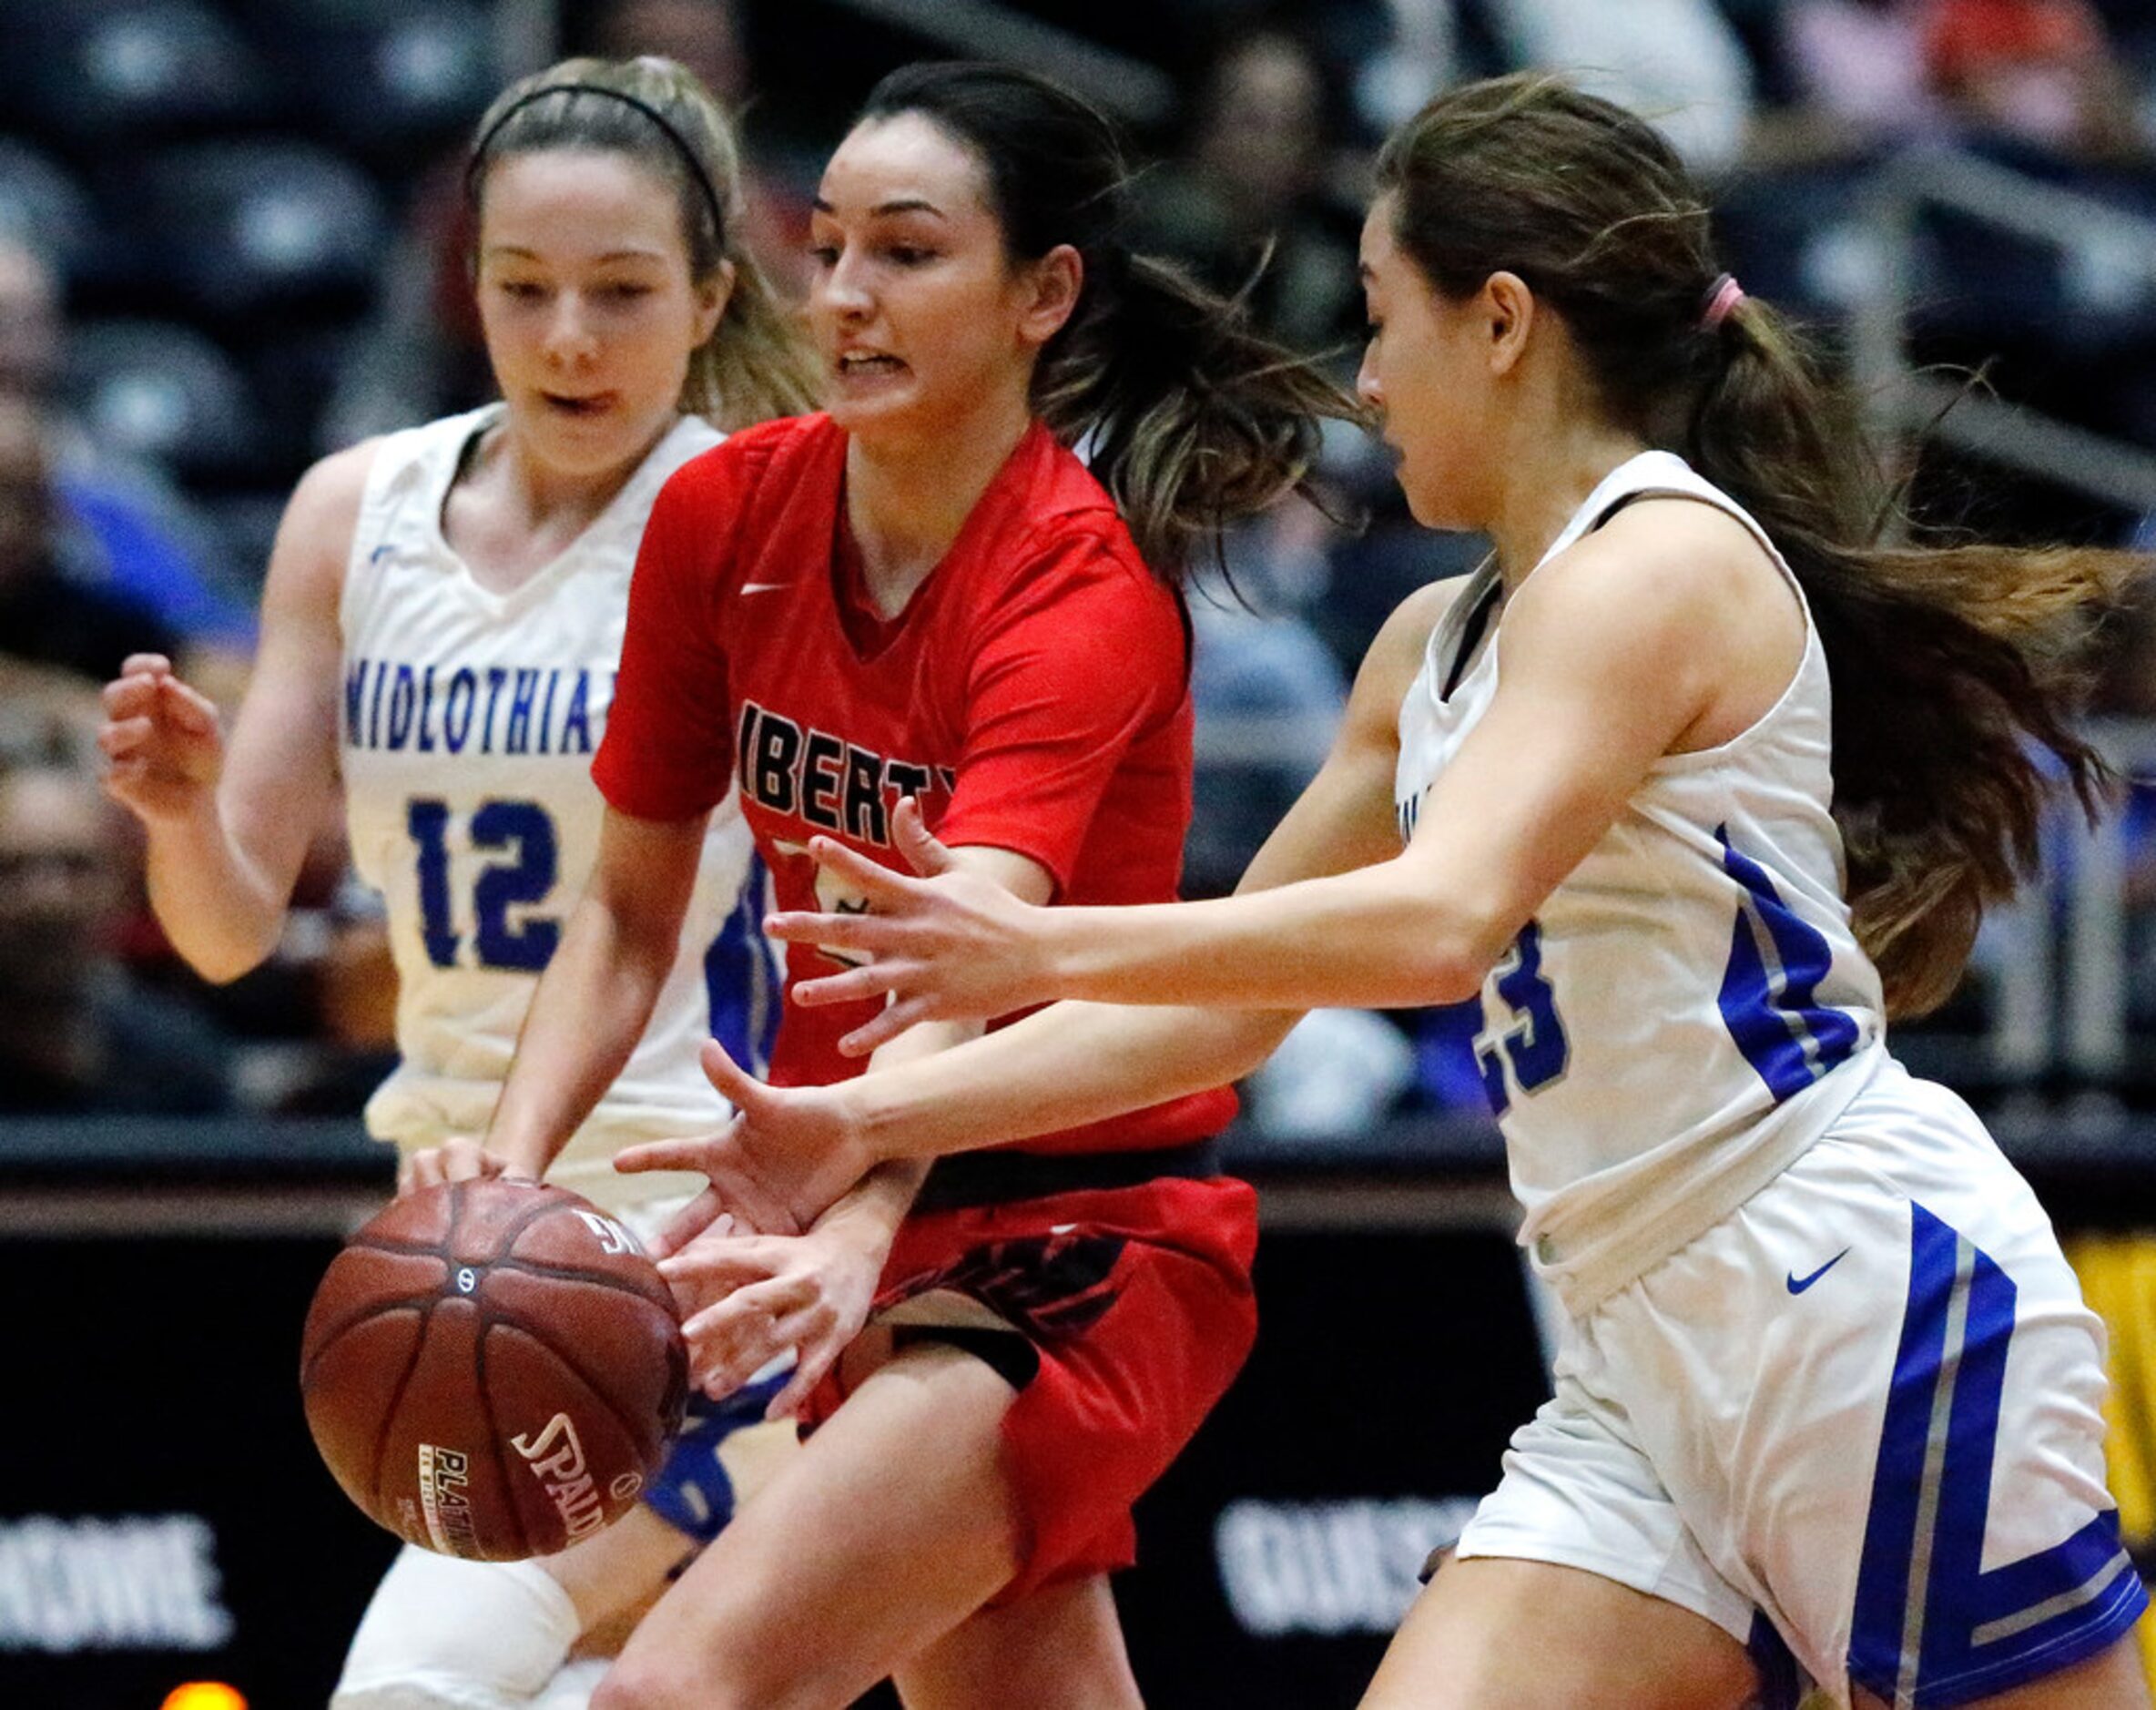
1700, 272, 1745, 332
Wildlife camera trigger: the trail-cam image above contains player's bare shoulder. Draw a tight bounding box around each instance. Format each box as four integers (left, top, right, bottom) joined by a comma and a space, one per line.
1351, 571, 1477, 716
259, 436, 385, 616
1521, 493, 1805, 750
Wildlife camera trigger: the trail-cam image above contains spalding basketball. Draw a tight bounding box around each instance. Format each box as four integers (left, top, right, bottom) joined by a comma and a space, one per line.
300, 1178, 687, 1562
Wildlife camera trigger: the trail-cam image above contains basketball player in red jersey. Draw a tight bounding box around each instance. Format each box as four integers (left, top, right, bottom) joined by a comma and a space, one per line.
463, 61, 1357, 1709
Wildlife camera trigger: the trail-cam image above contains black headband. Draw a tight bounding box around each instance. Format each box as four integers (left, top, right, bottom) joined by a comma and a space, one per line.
466, 81, 727, 249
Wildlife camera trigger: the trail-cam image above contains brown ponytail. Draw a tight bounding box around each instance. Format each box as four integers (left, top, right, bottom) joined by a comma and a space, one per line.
1377, 73, 2141, 1015
856, 62, 1363, 581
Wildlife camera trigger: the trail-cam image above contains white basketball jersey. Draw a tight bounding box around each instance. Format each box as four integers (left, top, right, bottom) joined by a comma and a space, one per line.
1396, 451, 1888, 1313
341, 404, 757, 1209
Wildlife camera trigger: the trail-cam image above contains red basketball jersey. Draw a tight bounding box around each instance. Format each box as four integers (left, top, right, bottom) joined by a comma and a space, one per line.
595, 412, 1236, 1155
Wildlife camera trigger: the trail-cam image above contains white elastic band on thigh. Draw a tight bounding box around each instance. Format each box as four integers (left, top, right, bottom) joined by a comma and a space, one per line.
331, 1545, 581, 1708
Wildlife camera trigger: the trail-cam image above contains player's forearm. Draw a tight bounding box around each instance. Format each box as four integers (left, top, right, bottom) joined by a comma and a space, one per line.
808, 1020, 975, 1242
486, 891, 677, 1178
1036, 860, 1493, 1012
810, 1156, 931, 1249
141, 796, 293, 983
847, 1001, 1297, 1164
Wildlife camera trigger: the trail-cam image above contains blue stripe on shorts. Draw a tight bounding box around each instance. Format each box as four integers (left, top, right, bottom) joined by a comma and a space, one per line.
1848, 1200, 2146, 1707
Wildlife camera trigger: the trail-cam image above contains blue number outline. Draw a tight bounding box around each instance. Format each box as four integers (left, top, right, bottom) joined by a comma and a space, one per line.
405, 796, 561, 972
1474, 919, 1569, 1115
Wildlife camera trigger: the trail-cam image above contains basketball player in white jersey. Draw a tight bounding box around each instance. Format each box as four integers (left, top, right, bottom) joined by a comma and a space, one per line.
98, 57, 825, 1710
621, 76, 2153, 1708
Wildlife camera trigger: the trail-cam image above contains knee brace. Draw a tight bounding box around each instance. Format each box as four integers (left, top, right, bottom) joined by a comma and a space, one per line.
331, 1545, 580, 1708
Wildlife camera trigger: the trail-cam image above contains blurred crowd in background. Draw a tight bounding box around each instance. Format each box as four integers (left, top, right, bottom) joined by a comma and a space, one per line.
3, 0, 2156, 1142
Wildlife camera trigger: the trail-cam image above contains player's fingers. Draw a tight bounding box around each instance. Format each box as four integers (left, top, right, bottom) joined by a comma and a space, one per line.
890, 797, 955, 877
804, 835, 920, 905
613, 1136, 712, 1178
762, 910, 892, 953
100, 673, 158, 718
657, 1239, 781, 1294
837, 995, 934, 1057
118, 653, 173, 679
683, 1290, 802, 1386
787, 962, 900, 1010
440, 1135, 487, 1181
710, 1299, 827, 1402
96, 715, 155, 758
681, 1270, 810, 1331
697, 1037, 764, 1109
641, 1184, 728, 1258
397, 1152, 415, 1196
407, 1146, 447, 1190
768, 1317, 848, 1419
155, 674, 219, 734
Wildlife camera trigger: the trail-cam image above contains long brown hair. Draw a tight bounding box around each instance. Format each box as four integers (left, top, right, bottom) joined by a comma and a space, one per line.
856, 62, 1362, 582
1377, 74, 2141, 1015
466, 56, 819, 430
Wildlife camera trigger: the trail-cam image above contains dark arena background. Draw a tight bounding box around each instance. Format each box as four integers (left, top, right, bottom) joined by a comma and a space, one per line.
5, 0, 2156, 1705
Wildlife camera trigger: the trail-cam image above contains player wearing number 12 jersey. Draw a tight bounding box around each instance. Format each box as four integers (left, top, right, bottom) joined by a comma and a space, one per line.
99, 56, 822, 1710
339, 401, 757, 1208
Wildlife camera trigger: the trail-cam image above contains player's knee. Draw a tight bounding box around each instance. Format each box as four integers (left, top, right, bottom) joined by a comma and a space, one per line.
594, 1645, 841, 1710
591, 1657, 698, 1710
334, 1548, 581, 1705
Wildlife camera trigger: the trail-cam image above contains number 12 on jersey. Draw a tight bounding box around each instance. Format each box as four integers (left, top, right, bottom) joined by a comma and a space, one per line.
1474, 919, 1569, 1115
407, 797, 560, 972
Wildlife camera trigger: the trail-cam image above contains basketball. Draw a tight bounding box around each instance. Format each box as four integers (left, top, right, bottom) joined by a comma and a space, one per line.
299, 1178, 688, 1562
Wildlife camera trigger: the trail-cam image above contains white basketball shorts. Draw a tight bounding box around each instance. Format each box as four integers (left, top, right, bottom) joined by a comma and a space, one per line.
1455, 1058, 2145, 1707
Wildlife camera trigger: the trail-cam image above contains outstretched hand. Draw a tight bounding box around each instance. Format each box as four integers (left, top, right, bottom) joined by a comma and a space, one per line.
767, 798, 1057, 1056
98, 654, 225, 826
613, 1038, 878, 1247
656, 1220, 881, 1414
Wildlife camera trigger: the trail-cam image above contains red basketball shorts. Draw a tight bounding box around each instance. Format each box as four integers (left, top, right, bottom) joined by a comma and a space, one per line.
801, 1171, 1258, 1603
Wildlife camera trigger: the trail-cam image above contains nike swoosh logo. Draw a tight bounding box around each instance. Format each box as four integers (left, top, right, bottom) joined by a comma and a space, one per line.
1786, 1247, 1851, 1295
740, 582, 788, 595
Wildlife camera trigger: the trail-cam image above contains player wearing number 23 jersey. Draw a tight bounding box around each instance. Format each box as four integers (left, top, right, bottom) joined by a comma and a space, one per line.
340, 403, 766, 1211
1407, 453, 2143, 1707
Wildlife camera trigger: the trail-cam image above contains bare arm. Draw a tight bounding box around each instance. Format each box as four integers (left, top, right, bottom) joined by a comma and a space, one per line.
620, 575, 1458, 1190
99, 444, 371, 982
777, 505, 1800, 1021
644, 845, 1053, 1409
485, 803, 713, 1178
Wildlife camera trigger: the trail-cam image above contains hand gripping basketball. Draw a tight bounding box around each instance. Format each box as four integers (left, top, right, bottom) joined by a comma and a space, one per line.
300, 1178, 688, 1562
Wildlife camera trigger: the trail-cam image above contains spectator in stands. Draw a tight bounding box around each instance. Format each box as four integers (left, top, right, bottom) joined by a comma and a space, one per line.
1780, 0, 1956, 149
1779, 0, 2141, 160
0, 737, 233, 1115
579, 0, 813, 295
0, 392, 181, 683
0, 236, 253, 654
1923, 0, 2141, 158
1134, 28, 1363, 352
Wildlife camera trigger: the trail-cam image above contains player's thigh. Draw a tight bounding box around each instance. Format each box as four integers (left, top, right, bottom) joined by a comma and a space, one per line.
1362, 1555, 1757, 1710
594, 1339, 1026, 1710
894, 1572, 1139, 1710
